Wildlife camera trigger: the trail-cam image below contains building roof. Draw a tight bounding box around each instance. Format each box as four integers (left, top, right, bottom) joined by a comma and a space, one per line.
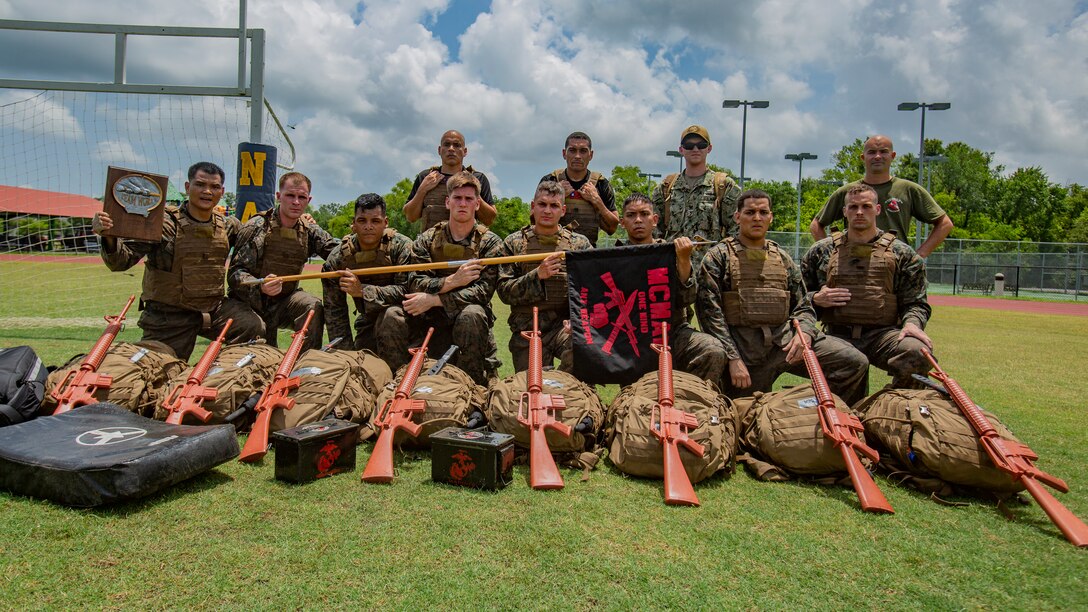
0, 185, 103, 219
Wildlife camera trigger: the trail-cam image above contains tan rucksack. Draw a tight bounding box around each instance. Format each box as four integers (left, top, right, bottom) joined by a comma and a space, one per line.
44, 341, 187, 417
373, 358, 486, 448
268, 348, 392, 433
734, 384, 869, 482
154, 341, 284, 424
485, 370, 605, 469
856, 388, 1026, 494
605, 370, 737, 483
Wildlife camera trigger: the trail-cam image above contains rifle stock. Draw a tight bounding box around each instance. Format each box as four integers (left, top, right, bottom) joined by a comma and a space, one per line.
517, 307, 571, 490
52, 295, 136, 414
922, 349, 1088, 547
238, 310, 315, 463
650, 323, 703, 506
361, 328, 434, 483
163, 319, 233, 425
792, 320, 894, 514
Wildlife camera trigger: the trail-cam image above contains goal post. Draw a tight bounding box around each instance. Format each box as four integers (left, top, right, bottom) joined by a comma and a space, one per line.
0, 15, 293, 326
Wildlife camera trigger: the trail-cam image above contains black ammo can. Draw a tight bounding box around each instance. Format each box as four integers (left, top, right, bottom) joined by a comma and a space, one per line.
271, 419, 360, 483
429, 427, 515, 490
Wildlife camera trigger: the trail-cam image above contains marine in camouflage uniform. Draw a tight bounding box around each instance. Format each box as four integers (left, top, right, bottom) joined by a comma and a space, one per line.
618, 193, 727, 382
228, 172, 339, 351
538, 131, 619, 247
382, 172, 504, 385
801, 183, 934, 389
92, 162, 264, 361
697, 190, 868, 402
403, 130, 497, 231
498, 181, 593, 372
321, 194, 414, 371
651, 125, 741, 268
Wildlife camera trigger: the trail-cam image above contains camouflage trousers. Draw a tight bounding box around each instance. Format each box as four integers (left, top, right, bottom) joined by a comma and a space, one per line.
353, 308, 413, 374
137, 298, 265, 361
260, 290, 325, 352
670, 324, 727, 383
507, 309, 572, 373
724, 327, 869, 405
827, 324, 931, 393
379, 304, 500, 386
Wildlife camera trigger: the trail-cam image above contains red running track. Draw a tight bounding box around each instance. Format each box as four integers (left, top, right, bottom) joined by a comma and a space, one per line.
930, 295, 1088, 317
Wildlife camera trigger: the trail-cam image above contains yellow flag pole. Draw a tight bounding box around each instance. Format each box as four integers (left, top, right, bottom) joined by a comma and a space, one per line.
240, 252, 557, 286
239, 240, 719, 286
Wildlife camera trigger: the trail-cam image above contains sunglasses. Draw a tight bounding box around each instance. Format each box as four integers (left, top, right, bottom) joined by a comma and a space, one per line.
681, 141, 709, 150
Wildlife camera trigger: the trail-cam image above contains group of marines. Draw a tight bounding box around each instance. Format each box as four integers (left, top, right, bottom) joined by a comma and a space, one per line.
91, 124, 953, 401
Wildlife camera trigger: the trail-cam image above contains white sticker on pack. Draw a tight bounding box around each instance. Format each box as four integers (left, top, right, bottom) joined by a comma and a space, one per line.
289, 367, 323, 378
797, 397, 819, 409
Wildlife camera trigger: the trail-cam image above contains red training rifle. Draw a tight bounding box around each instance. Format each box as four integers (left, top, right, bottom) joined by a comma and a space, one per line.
793, 320, 894, 514
361, 327, 433, 483
921, 349, 1088, 547
238, 309, 315, 463
650, 322, 703, 506
161, 319, 232, 425
51, 294, 136, 414
517, 307, 571, 490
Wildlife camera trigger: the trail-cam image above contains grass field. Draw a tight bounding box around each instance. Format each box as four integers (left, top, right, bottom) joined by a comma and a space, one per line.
1, 264, 1086, 608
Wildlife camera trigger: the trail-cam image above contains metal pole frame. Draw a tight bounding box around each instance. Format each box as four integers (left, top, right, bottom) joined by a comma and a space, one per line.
740, 104, 749, 190
0, 13, 266, 143
915, 106, 926, 249
795, 158, 804, 260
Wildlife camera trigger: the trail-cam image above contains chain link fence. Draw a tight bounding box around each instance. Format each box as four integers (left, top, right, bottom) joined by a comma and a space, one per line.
768, 231, 1088, 301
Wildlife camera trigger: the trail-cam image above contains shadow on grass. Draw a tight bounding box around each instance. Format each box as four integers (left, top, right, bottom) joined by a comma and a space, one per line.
601, 457, 736, 495
83, 469, 236, 517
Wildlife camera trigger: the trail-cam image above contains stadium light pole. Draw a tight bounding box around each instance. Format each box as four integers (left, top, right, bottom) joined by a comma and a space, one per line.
920, 154, 948, 192
638, 172, 662, 190
666, 150, 683, 173
723, 99, 770, 190
785, 152, 818, 260
898, 101, 950, 248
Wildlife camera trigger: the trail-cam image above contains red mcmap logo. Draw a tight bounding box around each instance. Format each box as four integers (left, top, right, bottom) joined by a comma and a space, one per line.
578, 266, 673, 356
449, 449, 476, 482
315, 440, 342, 477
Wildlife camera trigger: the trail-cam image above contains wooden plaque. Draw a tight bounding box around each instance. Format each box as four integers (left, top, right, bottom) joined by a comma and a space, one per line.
101, 166, 167, 242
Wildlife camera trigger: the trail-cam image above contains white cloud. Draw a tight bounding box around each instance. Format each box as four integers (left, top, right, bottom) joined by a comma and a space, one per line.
1, 0, 1085, 203
92, 139, 147, 166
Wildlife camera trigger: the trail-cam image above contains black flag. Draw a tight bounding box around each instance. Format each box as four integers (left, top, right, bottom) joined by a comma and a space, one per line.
567, 243, 679, 385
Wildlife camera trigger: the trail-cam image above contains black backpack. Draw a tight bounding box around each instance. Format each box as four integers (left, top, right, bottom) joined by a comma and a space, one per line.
0, 346, 48, 426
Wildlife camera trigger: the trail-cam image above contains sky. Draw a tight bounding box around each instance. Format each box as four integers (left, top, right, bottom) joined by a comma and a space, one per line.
1, 0, 1086, 208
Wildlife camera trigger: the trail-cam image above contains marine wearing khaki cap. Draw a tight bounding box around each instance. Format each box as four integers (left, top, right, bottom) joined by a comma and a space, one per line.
650, 124, 740, 266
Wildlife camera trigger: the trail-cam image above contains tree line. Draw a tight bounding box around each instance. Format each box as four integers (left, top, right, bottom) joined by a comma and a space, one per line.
310, 138, 1088, 245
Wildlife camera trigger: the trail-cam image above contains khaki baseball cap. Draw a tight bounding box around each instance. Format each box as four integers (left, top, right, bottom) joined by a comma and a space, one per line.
680, 125, 711, 145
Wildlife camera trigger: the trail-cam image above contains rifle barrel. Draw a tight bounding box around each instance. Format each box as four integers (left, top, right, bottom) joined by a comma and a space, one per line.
792, 320, 894, 514
239, 310, 315, 463
361, 329, 433, 483
921, 349, 1088, 546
